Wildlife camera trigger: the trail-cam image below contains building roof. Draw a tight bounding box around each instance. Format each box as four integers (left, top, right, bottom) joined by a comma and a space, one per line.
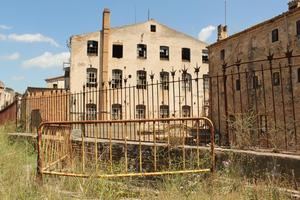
208, 6, 300, 48
45, 75, 65, 82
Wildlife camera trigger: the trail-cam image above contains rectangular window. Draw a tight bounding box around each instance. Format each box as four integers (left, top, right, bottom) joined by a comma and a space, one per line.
112, 44, 123, 58
253, 75, 259, 89
160, 46, 169, 60
86, 103, 97, 120
160, 71, 169, 90
87, 40, 98, 55
137, 70, 147, 89
136, 105, 146, 119
182, 48, 191, 61
182, 73, 192, 92
236, 79, 240, 91
53, 84, 58, 89
112, 104, 122, 120
137, 44, 147, 58
272, 72, 280, 86
112, 69, 122, 89
272, 29, 279, 43
150, 25, 156, 32
297, 20, 300, 36
202, 49, 209, 63
220, 49, 225, 60
86, 67, 97, 87
182, 105, 191, 117
160, 105, 169, 118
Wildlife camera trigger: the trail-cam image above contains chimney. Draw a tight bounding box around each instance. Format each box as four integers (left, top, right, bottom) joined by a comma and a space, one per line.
100, 8, 110, 120
217, 25, 228, 41
288, 0, 300, 11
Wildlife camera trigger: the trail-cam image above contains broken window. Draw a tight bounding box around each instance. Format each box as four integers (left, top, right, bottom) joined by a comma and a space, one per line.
236, 79, 241, 91
182, 72, 192, 92
137, 70, 147, 89
112, 69, 122, 89
111, 104, 122, 120
86, 67, 97, 87
160, 105, 169, 118
53, 84, 58, 89
87, 40, 98, 55
150, 25, 156, 32
297, 20, 300, 36
136, 104, 146, 119
86, 103, 97, 120
160, 71, 169, 90
272, 72, 280, 86
112, 44, 123, 58
137, 44, 147, 58
202, 49, 209, 63
182, 105, 191, 117
160, 46, 169, 60
220, 49, 225, 60
272, 29, 279, 43
182, 48, 191, 61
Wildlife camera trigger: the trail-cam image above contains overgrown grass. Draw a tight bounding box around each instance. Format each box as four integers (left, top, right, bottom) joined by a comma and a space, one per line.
0, 123, 293, 199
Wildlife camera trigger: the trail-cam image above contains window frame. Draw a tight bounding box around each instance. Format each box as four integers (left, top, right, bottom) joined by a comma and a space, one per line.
87, 40, 98, 55
136, 104, 146, 119
181, 48, 191, 62
160, 71, 169, 90
150, 25, 156, 32
160, 105, 169, 119
272, 29, 279, 43
86, 67, 98, 88
182, 72, 192, 92
112, 44, 123, 58
160, 46, 169, 60
136, 70, 147, 89
111, 104, 122, 120
202, 49, 209, 63
137, 44, 147, 59
111, 69, 123, 89
86, 103, 97, 120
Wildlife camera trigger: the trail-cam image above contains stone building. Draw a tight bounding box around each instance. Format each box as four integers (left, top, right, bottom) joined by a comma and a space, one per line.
0, 80, 16, 110
208, 1, 300, 149
45, 64, 70, 89
69, 8, 209, 121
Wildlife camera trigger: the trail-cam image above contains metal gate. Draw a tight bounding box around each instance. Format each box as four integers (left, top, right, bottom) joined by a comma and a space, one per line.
37, 117, 215, 180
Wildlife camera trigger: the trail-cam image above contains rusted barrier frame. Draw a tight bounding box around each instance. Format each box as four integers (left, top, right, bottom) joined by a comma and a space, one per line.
37, 117, 215, 181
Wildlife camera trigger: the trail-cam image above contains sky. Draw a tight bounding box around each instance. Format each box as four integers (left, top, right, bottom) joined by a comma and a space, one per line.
0, 0, 288, 93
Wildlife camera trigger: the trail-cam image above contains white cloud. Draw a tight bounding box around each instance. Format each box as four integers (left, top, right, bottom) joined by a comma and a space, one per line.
11, 75, 25, 81
8, 33, 59, 47
0, 52, 20, 61
22, 52, 70, 69
0, 34, 6, 40
198, 25, 216, 42
0, 24, 12, 30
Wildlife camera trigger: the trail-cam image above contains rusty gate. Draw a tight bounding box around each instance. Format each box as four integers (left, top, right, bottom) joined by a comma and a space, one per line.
37, 117, 215, 180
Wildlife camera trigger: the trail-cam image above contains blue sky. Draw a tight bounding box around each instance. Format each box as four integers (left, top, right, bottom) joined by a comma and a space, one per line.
0, 0, 287, 93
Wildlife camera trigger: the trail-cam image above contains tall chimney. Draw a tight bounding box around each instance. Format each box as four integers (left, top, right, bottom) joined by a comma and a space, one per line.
217, 25, 228, 41
288, 0, 300, 11
100, 8, 110, 120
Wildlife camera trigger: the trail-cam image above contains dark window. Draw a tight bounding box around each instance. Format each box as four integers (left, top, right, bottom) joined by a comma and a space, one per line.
182, 105, 191, 117
160, 105, 169, 118
298, 68, 300, 82
220, 49, 225, 60
87, 40, 98, 55
137, 70, 147, 89
137, 44, 147, 58
86, 67, 97, 87
150, 25, 156, 32
182, 72, 192, 92
253, 75, 259, 89
160, 71, 169, 90
236, 79, 240, 91
182, 48, 191, 61
297, 20, 300, 36
112, 44, 123, 58
272, 29, 279, 43
53, 84, 58, 89
112, 104, 122, 120
202, 49, 209, 63
86, 103, 97, 120
272, 72, 280, 86
136, 104, 146, 119
160, 46, 169, 60
112, 69, 122, 89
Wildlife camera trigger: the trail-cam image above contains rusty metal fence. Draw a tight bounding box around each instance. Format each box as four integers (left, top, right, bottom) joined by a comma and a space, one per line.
37, 117, 215, 180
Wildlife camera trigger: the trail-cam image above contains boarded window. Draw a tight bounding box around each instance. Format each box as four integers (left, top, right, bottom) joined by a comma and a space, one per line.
160, 46, 169, 60
87, 40, 98, 55
272, 72, 280, 86
182, 48, 191, 61
182, 105, 191, 117
137, 70, 147, 89
112, 104, 122, 120
86, 67, 97, 87
160, 71, 169, 90
112, 44, 123, 58
112, 69, 122, 89
136, 104, 146, 119
272, 29, 279, 42
86, 103, 97, 120
137, 44, 147, 58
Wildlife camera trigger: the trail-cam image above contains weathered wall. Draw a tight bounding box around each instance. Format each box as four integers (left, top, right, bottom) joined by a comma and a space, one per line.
0, 100, 16, 125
